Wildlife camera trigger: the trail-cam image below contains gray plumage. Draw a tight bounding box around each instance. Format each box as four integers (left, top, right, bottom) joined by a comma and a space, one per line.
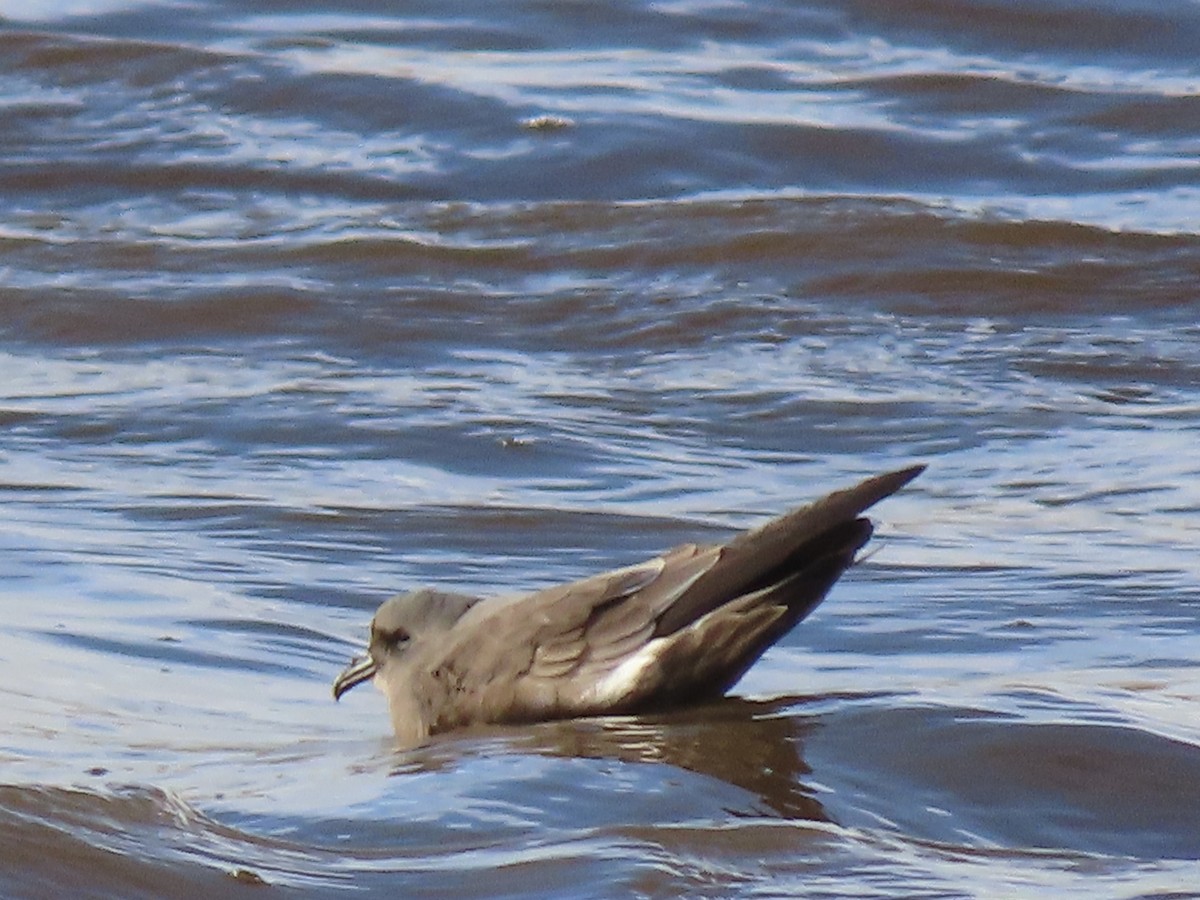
333, 464, 923, 746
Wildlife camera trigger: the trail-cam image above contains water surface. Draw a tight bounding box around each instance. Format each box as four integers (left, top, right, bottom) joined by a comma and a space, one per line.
2, 1, 1199, 896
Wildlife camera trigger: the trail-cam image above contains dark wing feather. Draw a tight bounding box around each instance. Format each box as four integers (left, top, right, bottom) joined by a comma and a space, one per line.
653, 465, 923, 636
638, 517, 874, 708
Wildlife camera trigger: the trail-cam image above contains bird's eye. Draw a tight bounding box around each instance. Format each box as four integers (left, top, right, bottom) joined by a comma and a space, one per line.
377, 627, 410, 649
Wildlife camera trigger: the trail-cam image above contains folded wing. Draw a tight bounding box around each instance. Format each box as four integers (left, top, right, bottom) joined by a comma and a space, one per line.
422, 465, 923, 731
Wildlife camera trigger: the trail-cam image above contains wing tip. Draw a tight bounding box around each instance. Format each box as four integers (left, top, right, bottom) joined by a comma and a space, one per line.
840, 462, 926, 514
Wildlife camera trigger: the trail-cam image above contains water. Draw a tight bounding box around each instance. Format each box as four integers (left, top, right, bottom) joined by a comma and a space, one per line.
2, 1, 1199, 896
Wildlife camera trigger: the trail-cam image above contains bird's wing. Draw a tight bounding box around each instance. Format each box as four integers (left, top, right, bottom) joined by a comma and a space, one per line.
422, 465, 923, 731
419, 542, 724, 730
652, 465, 923, 635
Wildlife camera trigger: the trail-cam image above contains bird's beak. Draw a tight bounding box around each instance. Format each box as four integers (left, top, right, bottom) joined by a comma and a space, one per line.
333, 653, 377, 700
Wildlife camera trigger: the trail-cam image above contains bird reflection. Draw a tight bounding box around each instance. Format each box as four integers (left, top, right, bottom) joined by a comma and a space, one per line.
393, 695, 827, 822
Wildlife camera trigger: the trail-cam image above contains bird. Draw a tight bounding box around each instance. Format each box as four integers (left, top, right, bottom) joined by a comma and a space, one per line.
333, 464, 923, 746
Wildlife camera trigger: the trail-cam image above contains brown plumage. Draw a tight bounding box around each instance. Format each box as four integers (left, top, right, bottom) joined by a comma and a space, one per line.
334, 464, 923, 746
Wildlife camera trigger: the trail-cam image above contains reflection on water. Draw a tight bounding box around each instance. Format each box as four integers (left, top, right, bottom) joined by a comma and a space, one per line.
497, 698, 828, 822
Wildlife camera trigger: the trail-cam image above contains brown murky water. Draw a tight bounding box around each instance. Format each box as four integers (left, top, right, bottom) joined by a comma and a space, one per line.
2, 1, 1199, 896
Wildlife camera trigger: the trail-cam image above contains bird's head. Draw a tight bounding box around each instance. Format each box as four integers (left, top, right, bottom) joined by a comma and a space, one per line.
332, 589, 480, 700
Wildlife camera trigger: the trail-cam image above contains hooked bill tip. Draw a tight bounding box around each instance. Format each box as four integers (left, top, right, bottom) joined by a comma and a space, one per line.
332, 654, 377, 701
